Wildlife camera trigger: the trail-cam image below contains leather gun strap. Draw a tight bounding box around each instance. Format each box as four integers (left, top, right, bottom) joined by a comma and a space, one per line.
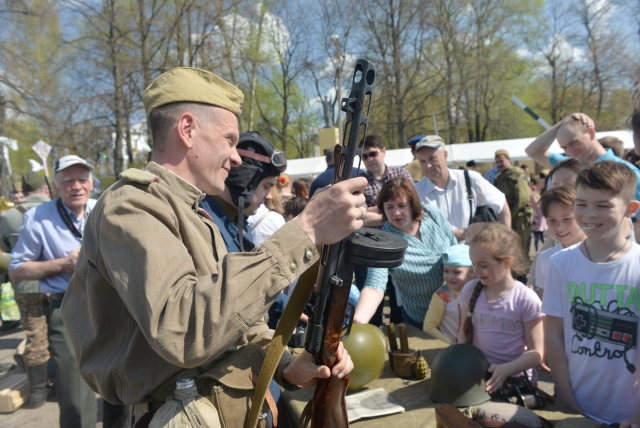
300, 400, 313, 428
248, 260, 320, 428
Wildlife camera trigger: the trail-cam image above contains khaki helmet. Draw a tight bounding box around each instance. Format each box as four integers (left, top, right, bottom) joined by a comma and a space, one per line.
428, 344, 491, 406
343, 324, 386, 391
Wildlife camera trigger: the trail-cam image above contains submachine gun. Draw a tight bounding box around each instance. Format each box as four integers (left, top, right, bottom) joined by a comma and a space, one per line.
300, 59, 408, 427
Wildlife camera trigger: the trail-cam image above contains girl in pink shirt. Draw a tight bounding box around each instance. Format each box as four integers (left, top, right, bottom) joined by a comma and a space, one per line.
457, 223, 545, 393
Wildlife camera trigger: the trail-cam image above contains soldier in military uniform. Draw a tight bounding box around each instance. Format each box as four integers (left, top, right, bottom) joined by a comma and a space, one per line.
8, 180, 25, 205
0, 172, 50, 407
493, 150, 533, 261
61, 68, 362, 424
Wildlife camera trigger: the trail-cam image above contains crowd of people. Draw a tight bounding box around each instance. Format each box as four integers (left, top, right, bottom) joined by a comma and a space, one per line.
0, 65, 638, 428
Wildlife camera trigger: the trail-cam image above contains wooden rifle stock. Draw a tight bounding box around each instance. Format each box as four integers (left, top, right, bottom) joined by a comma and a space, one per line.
303, 278, 352, 428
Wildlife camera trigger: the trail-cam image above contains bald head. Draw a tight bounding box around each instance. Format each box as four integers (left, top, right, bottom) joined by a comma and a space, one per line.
556, 116, 599, 162
559, 116, 589, 135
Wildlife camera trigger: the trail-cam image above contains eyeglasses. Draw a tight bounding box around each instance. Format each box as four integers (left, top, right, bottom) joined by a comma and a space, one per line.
362, 151, 380, 161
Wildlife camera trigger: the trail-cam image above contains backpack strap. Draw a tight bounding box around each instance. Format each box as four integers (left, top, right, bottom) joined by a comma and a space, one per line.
464, 169, 474, 225
251, 209, 272, 232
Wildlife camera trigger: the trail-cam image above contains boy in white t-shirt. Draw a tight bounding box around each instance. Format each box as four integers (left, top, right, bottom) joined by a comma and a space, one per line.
543, 161, 640, 426
535, 183, 587, 299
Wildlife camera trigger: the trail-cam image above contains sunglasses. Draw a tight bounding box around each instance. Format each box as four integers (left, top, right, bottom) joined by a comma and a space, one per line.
362, 151, 380, 161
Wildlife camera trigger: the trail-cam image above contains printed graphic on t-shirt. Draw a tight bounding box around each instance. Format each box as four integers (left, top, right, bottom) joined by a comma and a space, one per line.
436, 289, 452, 304
568, 282, 639, 374
472, 312, 521, 332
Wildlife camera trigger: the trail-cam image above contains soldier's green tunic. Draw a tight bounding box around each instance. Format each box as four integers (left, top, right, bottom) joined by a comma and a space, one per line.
61, 162, 319, 405
0, 193, 50, 366
494, 166, 533, 260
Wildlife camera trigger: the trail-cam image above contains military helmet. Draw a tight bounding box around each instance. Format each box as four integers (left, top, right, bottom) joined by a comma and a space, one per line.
225, 131, 287, 209
343, 324, 386, 391
428, 344, 491, 406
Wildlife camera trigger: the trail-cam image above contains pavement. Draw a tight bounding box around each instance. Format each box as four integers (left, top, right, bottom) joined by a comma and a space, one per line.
0, 326, 104, 427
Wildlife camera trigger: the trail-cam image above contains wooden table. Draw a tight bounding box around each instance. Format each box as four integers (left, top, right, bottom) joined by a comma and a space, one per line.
282, 323, 587, 427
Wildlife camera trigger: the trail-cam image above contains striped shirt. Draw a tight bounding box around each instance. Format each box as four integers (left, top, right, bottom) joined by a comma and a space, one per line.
363, 165, 413, 208
364, 203, 456, 322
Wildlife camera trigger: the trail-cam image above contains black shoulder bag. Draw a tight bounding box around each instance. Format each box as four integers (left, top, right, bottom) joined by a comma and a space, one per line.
464, 169, 499, 224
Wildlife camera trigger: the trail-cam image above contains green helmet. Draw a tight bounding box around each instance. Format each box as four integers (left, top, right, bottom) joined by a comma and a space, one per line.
343, 324, 386, 391
428, 344, 491, 406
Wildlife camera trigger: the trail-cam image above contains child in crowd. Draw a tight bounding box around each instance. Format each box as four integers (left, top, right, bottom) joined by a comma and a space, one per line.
531, 192, 547, 252
458, 223, 544, 393
543, 161, 640, 426
423, 244, 474, 343
283, 196, 309, 222
535, 184, 587, 299
527, 158, 590, 291
547, 157, 589, 188
292, 179, 310, 198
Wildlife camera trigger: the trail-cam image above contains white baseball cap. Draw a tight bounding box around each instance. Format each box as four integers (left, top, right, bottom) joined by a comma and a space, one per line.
414, 135, 445, 151
54, 155, 94, 173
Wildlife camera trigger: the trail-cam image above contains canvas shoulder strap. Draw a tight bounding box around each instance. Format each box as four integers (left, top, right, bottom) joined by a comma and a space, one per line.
251, 209, 272, 232
247, 260, 319, 428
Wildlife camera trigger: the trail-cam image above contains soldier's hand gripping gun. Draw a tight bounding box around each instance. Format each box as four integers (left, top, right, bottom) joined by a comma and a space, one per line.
299, 60, 408, 428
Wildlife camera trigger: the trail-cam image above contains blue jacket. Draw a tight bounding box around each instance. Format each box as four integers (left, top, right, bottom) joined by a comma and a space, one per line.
199, 195, 254, 252
309, 165, 364, 197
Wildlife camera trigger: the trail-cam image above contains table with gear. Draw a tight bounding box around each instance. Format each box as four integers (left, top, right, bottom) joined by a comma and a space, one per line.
282, 323, 590, 427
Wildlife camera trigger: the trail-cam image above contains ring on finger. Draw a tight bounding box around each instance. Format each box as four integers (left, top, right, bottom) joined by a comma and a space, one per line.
359, 206, 366, 220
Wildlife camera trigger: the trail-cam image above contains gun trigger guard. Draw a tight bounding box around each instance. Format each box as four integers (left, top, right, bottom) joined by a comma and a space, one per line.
341, 303, 355, 341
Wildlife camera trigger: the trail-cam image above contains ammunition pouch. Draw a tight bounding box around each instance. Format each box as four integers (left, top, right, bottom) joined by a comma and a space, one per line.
197, 344, 271, 428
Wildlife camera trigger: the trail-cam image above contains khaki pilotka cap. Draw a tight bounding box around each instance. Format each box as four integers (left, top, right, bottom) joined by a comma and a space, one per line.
9, 181, 22, 194
21, 172, 46, 193
142, 67, 244, 117
495, 149, 509, 157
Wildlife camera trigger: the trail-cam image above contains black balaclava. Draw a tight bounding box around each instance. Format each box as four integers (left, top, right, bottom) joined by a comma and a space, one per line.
225, 131, 286, 250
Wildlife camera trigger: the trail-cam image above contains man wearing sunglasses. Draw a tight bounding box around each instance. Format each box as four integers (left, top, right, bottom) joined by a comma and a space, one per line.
361, 134, 413, 227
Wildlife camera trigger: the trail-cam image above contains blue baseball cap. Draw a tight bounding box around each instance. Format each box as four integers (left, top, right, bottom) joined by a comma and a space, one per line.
443, 244, 472, 267
407, 135, 425, 146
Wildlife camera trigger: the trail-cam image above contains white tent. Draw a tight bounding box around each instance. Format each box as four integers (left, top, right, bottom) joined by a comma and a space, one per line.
285, 130, 635, 178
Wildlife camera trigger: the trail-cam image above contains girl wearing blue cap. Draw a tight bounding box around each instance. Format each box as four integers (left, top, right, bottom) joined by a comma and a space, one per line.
422, 244, 474, 343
